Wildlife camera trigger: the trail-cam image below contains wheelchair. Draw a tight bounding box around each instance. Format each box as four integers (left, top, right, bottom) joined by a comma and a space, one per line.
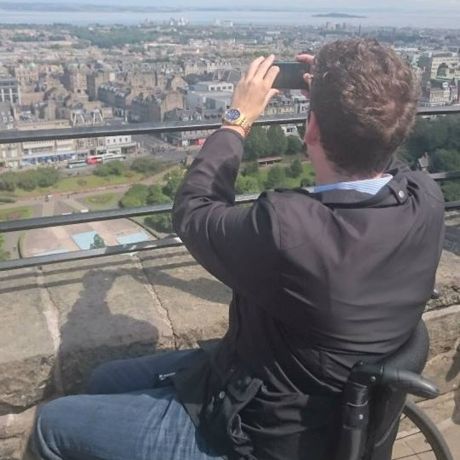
334, 321, 454, 460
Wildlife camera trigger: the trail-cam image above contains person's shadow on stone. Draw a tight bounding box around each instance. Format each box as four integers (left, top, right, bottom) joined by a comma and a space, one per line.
46, 266, 161, 397
446, 343, 460, 425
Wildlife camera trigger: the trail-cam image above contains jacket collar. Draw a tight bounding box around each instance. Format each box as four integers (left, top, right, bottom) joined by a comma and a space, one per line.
299, 165, 410, 209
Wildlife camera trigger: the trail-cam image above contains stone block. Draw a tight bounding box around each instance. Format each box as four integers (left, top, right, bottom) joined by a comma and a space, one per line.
0, 407, 37, 460
424, 346, 460, 396
0, 269, 55, 415
139, 248, 231, 349
424, 304, 460, 357
42, 256, 175, 394
427, 250, 460, 311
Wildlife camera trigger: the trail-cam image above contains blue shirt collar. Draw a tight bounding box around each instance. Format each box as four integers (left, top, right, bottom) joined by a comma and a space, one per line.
312, 174, 393, 196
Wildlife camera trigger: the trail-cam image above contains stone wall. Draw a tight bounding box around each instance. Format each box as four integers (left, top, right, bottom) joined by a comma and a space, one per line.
0, 244, 458, 460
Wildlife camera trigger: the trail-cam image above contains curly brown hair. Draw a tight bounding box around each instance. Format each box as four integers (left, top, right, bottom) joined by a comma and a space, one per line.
310, 38, 419, 177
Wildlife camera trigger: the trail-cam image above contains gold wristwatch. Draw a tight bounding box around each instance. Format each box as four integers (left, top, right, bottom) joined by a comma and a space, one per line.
222, 108, 252, 135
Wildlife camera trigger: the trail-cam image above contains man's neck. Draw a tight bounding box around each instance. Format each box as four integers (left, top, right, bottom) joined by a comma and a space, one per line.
314, 165, 383, 186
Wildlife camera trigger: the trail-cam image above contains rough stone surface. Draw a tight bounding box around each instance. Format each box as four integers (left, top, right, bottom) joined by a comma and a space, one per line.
423, 341, 460, 396
42, 255, 175, 394
0, 269, 55, 415
423, 304, 460, 357
0, 408, 37, 460
139, 248, 231, 349
427, 250, 460, 311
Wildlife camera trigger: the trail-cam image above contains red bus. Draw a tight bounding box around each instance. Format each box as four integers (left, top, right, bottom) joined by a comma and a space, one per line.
86, 155, 104, 165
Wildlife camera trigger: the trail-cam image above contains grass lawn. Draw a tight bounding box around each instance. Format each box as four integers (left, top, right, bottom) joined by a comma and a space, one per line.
0, 206, 33, 221
14, 172, 146, 198
82, 192, 121, 211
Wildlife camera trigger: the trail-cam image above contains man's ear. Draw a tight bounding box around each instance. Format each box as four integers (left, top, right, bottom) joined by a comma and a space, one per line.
306, 111, 320, 146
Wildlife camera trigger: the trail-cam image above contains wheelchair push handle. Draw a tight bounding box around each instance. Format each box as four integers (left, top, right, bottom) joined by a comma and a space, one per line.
349, 362, 440, 399
380, 367, 439, 399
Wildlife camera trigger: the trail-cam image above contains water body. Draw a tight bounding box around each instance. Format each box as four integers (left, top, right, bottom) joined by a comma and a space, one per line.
0, 8, 459, 29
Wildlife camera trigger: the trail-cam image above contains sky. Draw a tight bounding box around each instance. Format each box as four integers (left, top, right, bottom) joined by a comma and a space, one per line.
9, 0, 460, 10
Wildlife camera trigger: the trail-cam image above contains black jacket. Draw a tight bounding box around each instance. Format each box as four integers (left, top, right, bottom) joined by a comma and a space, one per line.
172, 129, 445, 460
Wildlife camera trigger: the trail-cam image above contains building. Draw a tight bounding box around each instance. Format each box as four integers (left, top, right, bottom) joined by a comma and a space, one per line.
419, 52, 460, 82
62, 64, 88, 96
264, 95, 296, 117
98, 84, 134, 117
87, 70, 114, 101
0, 102, 21, 168
162, 108, 216, 147
192, 81, 234, 92
421, 79, 458, 107
130, 91, 184, 123
12, 63, 39, 88
17, 120, 75, 167
0, 76, 21, 104
0, 143, 22, 169
186, 81, 233, 111
75, 135, 138, 157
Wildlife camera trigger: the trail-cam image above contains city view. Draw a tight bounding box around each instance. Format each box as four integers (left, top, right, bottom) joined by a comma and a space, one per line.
0, 2, 459, 459
0, 2, 459, 261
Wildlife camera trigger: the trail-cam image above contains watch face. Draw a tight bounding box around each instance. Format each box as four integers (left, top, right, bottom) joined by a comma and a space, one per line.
224, 108, 241, 122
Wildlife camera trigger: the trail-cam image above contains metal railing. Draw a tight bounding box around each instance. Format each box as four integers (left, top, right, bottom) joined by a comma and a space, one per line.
0, 106, 459, 145
0, 108, 459, 272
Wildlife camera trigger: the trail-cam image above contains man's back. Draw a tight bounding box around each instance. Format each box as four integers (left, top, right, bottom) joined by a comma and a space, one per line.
172, 130, 445, 459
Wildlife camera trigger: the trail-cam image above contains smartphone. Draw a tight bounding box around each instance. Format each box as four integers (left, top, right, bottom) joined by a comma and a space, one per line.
272, 62, 311, 90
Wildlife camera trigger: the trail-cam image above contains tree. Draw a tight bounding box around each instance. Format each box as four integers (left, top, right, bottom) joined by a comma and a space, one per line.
0, 172, 17, 192
286, 135, 304, 155
430, 149, 460, 173
130, 157, 161, 174
297, 123, 306, 140
265, 166, 287, 189
267, 125, 287, 156
119, 184, 150, 208
144, 214, 173, 233
94, 161, 125, 177
147, 185, 171, 205
288, 159, 303, 178
235, 175, 261, 194
17, 173, 38, 191
162, 170, 184, 199
441, 181, 460, 202
36, 168, 60, 187
242, 162, 259, 176
244, 126, 270, 160
90, 234, 106, 249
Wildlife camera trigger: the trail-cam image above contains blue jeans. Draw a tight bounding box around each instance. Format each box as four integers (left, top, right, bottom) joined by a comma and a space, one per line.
33, 350, 223, 460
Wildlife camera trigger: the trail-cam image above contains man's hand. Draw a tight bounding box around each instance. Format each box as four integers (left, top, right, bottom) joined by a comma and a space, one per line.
296, 53, 315, 98
231, 55, 280, 126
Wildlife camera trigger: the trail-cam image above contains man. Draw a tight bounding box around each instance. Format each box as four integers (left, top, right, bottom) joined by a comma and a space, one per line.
33, 39, 444, 460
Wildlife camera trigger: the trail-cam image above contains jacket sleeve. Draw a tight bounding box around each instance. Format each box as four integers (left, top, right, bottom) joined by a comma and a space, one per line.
172, 129, 280, 303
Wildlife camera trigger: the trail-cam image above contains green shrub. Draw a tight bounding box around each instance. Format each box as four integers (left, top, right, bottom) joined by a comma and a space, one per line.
119, 184, 150, 208
286, 135, 304, 155
162, 170, 184, 199
265, 166, 287, 189
144, 214, 173, 233
130, 157, 161, 174
147, 185, 171, 205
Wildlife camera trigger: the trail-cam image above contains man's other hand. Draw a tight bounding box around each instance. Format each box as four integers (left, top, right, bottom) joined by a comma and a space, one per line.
231, 55, 280, 126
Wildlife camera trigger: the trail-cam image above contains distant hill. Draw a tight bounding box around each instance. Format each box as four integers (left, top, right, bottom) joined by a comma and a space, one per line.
312, 13, 367, 19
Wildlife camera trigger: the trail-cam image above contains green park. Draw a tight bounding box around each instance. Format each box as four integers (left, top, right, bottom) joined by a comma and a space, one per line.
0, 115, 460, 258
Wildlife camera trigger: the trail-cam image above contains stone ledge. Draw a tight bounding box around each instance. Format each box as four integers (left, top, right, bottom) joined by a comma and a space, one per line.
0, 247, 458, 459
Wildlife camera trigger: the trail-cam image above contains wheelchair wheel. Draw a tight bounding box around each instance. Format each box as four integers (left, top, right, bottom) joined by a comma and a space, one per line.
392, 400, 453, 460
